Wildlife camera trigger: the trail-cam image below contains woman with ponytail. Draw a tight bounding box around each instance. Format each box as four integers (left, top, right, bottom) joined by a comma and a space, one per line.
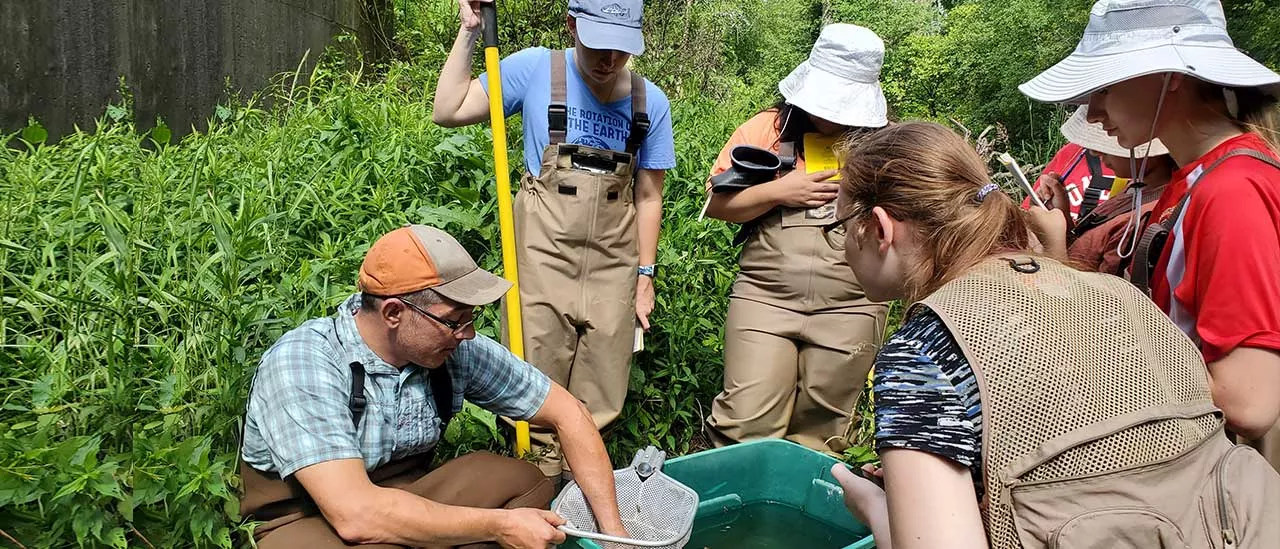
1021, 0, 1280, 470
826, 121, 1279, 549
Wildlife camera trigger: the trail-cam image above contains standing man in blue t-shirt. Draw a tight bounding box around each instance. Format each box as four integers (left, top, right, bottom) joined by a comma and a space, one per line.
433, 0, 675, 479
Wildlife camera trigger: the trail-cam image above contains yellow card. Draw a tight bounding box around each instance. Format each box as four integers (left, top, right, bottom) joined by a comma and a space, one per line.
1109, 177, 1128, 200
803, 133, 840, 180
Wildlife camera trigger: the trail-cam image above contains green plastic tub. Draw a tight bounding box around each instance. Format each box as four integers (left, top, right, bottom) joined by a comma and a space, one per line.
558, 439, 876, 548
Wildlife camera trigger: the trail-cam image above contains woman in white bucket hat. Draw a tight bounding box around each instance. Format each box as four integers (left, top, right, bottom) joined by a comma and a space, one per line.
702, 23, 890, 452
1027, 105, 1176, 274
1022, 0, 1280, 472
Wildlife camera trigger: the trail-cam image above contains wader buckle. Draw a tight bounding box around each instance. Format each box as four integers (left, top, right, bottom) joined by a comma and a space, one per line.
548, 104, 568, 133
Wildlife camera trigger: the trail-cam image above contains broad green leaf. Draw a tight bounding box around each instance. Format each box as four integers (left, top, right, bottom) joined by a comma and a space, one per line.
151, 121, 172, 145
117, 494, 134, 522
71, 507, 96, 543
102, 526, 128, 549
106, 104, 128, 122
31, 374, 55, 409
21, 120, 47, 144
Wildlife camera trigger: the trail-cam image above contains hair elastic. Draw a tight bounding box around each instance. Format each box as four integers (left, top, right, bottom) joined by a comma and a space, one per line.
976, 182, 1000, 202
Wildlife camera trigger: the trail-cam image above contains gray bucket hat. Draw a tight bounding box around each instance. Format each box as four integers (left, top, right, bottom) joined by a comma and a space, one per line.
1021, 0, 1280, 104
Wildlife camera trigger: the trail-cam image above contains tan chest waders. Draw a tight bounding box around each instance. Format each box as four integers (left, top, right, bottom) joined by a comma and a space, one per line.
706, 139, 887, 453
512, 50, 649, 476
921, 257, 1279, 549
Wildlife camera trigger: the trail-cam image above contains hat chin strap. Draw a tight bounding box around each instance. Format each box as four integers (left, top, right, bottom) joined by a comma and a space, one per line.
1117, 73, 1172, 260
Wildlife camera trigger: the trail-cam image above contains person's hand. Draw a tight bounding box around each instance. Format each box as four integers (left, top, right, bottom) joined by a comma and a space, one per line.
596, 519, 631, 549
770, 169, 841, 209
1024, 207, 1070, 260
1034, 172, 1072, 215
458, 0, 492, 33
635, 275, 655, 331
831, 463, 887, 529
494, 508, 567, 549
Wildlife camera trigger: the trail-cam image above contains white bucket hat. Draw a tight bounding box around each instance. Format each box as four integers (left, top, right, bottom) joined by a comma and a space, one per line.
779, 24, 889, 128
1020, 0, 1280, 104
1060, 105, 1169, 157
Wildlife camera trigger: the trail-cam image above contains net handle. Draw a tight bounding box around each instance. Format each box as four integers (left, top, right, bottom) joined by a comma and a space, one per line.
557, 523, 681, 548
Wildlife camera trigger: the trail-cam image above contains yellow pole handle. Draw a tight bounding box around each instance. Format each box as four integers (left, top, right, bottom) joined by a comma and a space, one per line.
480, 4, 531, 457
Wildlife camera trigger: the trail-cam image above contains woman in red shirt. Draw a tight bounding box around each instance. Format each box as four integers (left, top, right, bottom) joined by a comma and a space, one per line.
1021, 0, 1280, 466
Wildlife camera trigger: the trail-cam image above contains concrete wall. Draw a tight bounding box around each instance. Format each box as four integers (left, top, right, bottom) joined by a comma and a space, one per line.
0, 0, 392, 141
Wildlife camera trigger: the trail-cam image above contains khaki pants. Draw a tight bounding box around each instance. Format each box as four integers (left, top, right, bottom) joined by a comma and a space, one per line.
706, 298, 884, 451
512, 146, 639, 476
251, 453, 554, 549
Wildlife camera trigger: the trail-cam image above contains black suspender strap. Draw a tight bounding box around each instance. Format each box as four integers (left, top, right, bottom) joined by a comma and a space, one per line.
549, 50, 568, 145
625, 72, 650, 157
428, 366, 455, 427
332, 314, 454, 431
330, 316, 369, 428
1078, 152, 1113, 219
349, 363, 367, 427
349, 361, 454, 431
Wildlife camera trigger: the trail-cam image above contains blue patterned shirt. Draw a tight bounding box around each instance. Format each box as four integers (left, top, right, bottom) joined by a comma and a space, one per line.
241, 294, 551, 477
873, 308, 984, 493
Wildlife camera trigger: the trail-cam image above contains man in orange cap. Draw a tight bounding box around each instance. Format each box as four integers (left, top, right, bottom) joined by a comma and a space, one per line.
237, 224, 628, 548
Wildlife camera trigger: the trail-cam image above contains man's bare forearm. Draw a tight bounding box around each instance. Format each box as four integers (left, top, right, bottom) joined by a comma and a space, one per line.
556, 408, 626, 533
324, 483, 503, 546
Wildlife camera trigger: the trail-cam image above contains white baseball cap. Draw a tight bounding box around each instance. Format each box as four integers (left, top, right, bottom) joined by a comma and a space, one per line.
779, 24, 889, 128
1020, 0, 1280, 104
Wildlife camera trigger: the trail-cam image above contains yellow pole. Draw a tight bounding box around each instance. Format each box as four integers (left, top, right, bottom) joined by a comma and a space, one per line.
480, 3, 531, 457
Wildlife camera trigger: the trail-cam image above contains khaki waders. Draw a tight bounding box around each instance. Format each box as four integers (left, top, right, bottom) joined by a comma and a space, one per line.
707, 142, 888, 452
922, 257, 1278, 548
509, 50, 650, 476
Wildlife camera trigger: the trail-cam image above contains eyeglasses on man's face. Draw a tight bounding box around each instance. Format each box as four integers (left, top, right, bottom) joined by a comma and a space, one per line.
394, 297, 476, 335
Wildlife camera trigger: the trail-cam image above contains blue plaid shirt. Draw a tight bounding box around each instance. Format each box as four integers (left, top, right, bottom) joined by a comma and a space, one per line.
241, 294, 551, 477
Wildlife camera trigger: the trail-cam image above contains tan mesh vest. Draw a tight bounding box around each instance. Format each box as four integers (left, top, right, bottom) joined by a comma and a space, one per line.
918, 257, 1279, 548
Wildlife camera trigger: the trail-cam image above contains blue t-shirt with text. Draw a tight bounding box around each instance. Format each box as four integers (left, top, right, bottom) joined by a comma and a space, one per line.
479, 47, 676, 177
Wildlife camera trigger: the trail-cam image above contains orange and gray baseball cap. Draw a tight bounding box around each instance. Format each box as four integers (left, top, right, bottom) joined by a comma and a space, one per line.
358, 225, 511, 306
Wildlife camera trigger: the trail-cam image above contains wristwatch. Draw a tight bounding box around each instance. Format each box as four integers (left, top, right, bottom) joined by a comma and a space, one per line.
637, 264, 656, 278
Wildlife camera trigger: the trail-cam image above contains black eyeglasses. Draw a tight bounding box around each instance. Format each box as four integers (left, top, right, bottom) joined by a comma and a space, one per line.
822, 210, 858, 251
394, 297, 475, 334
